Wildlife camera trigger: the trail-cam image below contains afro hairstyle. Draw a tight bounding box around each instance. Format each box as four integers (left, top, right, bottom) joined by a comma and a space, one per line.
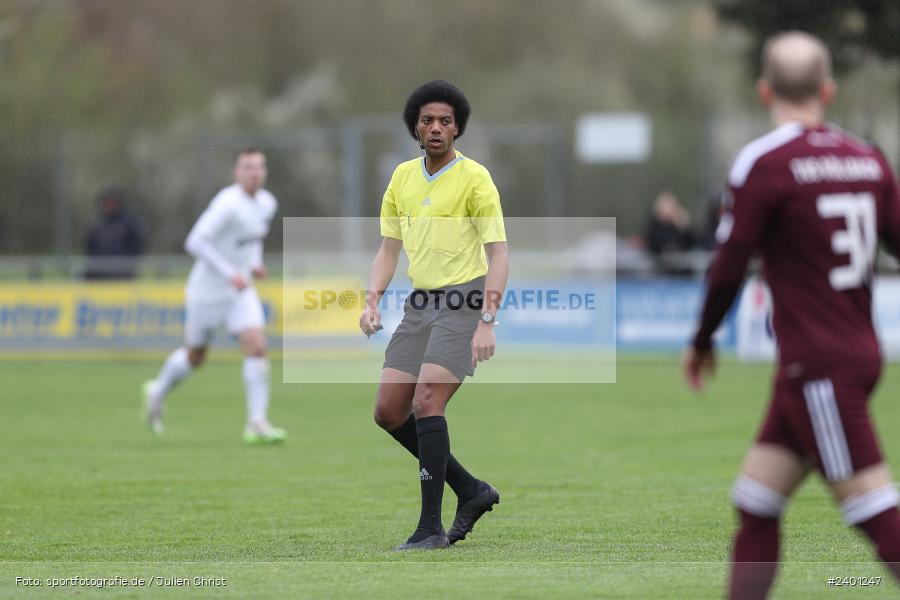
402, 80, 471, 141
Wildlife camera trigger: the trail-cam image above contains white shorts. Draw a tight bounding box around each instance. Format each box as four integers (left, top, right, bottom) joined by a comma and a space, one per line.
184, 287, 266, 348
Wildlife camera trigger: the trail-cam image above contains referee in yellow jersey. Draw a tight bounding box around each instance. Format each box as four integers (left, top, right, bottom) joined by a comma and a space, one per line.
359, 80, 509, 550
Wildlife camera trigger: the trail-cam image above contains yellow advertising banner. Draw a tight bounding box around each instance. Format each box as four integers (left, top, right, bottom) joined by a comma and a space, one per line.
0, 278, 366, 344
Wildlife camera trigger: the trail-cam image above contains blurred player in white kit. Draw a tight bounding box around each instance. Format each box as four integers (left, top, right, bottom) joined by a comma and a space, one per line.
142, 148, 286, 444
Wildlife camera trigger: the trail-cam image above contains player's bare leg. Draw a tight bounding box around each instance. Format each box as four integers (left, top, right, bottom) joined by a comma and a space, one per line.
740, 443, 809, 495
373, 368, 417, 430
187, 347, 208, 368
238, 328, 285, 444
728, 443, 809, 600
829, 463, 900, 582
411, 363, 460, 416
143, 345, 207, 434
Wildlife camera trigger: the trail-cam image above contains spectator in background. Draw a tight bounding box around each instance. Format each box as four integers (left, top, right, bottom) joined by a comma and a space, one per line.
645, 191, 695, 254
644, 191, 695, 274
84, 186, 146, 279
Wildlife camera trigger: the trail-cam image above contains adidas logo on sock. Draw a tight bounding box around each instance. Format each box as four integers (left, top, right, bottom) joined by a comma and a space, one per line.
419, 468, 433, 481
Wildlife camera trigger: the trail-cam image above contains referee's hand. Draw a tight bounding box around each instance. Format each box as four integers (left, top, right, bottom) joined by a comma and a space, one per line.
471, 321, 496, 368
359, 306, 381, 337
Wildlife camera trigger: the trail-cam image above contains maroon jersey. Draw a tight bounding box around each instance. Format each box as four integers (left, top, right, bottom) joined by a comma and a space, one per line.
693, 122, 900, 370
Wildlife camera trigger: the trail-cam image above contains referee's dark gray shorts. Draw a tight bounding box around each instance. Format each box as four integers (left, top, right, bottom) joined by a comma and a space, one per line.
383, 276, 484, 382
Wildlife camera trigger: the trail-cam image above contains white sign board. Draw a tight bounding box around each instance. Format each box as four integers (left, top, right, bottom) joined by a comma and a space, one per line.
735, 277, 776, 361
575, 112, 652, 163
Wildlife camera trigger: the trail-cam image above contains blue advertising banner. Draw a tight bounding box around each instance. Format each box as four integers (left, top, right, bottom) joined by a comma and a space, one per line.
616, 278, 735, 350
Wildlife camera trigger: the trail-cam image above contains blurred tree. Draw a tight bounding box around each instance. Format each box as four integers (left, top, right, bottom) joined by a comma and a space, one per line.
0, 0, 762, 251
715, 0, 900, 69
714, 0, 900, 165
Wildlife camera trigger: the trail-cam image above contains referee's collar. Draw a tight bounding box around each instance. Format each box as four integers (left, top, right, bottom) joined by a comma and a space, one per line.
420, 152, 464, 183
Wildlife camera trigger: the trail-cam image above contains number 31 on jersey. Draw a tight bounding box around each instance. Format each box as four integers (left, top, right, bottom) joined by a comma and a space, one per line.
817, 192, 877, 291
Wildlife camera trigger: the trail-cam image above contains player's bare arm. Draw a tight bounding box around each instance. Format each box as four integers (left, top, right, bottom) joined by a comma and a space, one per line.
471, 241, 508, 367
360, 237, 402, 336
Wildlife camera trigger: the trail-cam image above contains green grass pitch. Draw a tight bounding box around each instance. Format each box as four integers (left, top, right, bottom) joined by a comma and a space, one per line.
1, 356, 898, 598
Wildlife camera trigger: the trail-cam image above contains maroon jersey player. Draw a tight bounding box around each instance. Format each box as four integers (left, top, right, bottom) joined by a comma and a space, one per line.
684, 31, 900, 600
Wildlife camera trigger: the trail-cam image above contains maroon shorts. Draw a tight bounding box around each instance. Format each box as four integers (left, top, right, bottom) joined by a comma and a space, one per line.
756, 363, 883, 482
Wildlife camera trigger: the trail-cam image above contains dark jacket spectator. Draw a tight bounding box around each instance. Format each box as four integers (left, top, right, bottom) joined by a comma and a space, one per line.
645, 191, 695, 254
84, 187, 146, 279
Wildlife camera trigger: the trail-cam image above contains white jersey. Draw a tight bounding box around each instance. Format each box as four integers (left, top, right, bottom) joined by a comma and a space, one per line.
184, 184, 277, 301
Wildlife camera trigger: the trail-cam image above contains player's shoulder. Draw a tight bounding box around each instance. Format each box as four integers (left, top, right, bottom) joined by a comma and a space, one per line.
385, 157, 421, 190
822, 123, 878, 154
391, 157, 422, 179
213, 183, 243, 202
207, 184, 242, 211
729, 122, 806, 187
821, 123, 893, 170
257, 188, 278, 209
454, 152, 494, 182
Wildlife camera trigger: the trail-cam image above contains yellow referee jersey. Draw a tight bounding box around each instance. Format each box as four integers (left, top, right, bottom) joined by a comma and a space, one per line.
380, 151, 506, 290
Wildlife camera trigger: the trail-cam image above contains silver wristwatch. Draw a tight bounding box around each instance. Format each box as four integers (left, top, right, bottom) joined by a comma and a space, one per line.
480, 311, 500, 326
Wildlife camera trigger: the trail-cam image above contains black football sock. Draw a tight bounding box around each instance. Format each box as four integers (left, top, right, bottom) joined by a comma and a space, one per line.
413, 416, 449, 537
387, 414, 420, 456
389, 414, 478, 501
